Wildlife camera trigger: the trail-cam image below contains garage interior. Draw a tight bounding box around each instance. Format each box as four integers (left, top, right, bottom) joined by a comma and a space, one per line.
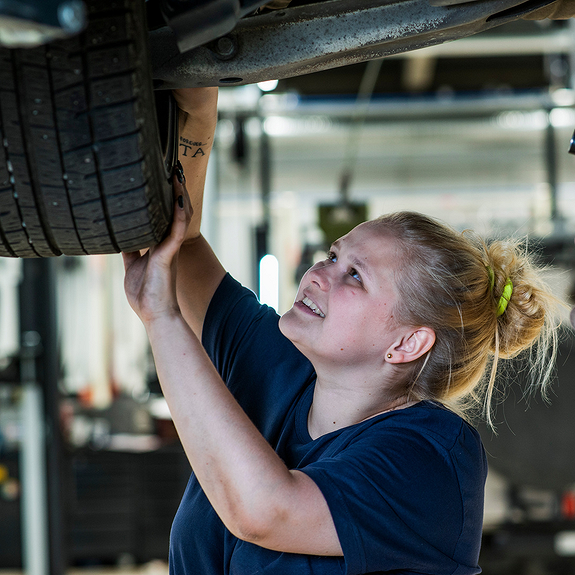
3, 12, 575, 575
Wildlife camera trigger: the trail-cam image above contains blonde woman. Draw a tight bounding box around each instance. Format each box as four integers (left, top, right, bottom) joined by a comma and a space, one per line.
122, 87, 562, 575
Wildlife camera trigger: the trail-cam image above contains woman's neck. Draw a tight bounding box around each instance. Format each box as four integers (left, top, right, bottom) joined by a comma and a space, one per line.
307, 373, 417, 439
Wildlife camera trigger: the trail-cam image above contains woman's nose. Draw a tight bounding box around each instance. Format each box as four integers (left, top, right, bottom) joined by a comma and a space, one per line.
307, 262, 331, 290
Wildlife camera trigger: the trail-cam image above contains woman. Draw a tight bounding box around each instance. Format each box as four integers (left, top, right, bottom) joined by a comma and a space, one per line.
123, 88, 562, 575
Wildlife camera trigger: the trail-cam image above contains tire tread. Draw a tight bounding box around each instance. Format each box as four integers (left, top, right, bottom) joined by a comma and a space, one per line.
0, 0, 172, 257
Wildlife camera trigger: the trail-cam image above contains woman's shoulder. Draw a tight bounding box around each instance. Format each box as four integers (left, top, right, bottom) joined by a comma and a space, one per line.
359, 400, 483, 454
206, 273, 261, 315
203, 273, 281, 344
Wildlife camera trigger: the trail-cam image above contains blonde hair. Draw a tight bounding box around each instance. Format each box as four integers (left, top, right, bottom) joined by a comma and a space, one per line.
369, 212, 564, 425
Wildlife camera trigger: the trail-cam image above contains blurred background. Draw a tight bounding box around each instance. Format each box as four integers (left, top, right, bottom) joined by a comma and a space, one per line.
4, 14, 575, 575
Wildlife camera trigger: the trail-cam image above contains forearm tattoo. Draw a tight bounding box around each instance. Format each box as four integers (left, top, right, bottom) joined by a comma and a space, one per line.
180, 136, 207, 158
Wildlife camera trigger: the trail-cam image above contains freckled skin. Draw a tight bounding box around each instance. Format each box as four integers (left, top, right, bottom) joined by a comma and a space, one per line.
279, 224, 404, 370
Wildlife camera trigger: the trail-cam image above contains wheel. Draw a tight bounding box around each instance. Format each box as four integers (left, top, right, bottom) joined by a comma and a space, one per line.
0, 0, 177, 257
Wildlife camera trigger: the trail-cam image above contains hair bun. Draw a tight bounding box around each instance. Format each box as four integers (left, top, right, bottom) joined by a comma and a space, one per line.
486, 240, 549, 358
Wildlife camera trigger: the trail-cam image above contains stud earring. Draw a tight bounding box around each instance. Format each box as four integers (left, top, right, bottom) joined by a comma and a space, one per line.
386, 353, 393, 359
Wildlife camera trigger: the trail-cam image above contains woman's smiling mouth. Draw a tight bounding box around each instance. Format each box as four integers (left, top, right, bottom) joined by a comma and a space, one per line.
301, 296, 325, 318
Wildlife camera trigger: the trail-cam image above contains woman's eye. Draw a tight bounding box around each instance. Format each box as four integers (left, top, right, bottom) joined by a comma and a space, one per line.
327, 251, 337, 262
349, 268, 362, 282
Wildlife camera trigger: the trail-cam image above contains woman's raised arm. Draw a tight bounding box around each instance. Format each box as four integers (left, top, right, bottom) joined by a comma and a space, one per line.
122, 170, 343, 560
172, 87, 226, 338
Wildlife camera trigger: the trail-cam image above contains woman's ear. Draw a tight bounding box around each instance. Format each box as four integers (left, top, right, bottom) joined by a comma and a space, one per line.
385, 327, 435, 364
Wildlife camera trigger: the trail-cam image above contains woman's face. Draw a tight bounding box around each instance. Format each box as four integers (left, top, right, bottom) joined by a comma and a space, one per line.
280, 222, 406, 369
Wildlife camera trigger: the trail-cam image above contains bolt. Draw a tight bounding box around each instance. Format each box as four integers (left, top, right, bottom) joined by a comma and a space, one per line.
22, 331, 42, 357
58, 0, 87, 33
23, 331, 41, 347
215, 36, 236, 58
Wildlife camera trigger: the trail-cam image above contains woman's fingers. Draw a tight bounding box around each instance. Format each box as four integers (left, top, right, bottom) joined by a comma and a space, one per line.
147, 167, 193, 267
120, 168, 195, 323
171, 166, 193, 238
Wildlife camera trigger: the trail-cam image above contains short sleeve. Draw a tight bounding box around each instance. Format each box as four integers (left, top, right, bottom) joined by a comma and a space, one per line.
300, 410, 486, 575
202, 273, 315, 444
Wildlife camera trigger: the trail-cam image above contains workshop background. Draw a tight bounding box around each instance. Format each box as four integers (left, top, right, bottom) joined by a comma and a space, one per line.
3, 15, 575, 575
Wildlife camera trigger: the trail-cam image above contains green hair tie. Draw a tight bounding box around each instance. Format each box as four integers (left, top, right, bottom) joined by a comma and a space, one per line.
486, 266, 513, 317
497, 278, 513, 317
487, 266, 495, 291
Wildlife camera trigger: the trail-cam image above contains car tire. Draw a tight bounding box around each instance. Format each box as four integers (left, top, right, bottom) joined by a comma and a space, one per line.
0, 0, 177, 257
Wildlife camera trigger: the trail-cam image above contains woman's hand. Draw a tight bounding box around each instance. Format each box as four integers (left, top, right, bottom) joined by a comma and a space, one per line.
122, 170, 192, 325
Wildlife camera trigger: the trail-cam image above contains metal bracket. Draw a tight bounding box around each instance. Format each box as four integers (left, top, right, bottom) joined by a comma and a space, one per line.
158, 0, 270, 52
150, 0, 559, 88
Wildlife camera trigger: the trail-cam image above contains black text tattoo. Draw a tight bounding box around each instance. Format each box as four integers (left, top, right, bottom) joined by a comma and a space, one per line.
180, 137, 207, 158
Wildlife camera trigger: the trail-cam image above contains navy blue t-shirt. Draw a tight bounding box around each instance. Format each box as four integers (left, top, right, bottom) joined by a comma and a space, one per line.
169, 274, 488, 575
